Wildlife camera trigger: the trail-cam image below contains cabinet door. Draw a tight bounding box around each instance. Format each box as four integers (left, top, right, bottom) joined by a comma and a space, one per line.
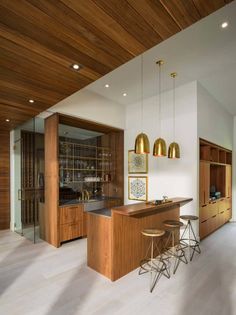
225, 165, 232, 198
209, 215, 218, 233
199, 220, 210, 239
60, 222, 83, 242
218, 199, 226, 213
60, 205, 83, 224
200, 161, 210, 206
224, 208, 232, 222
218, 211, 225, 227
208, 201, 218, 217
200, 204, 211, 222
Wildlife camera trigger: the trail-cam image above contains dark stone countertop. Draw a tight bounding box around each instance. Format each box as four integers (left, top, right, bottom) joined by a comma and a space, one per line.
59, 196, 120, 206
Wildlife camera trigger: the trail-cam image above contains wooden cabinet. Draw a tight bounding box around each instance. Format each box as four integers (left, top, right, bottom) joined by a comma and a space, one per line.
225, 165, 232, 198
105, 198, 122, 209
199, 219, 210, 239
199, 197, 232, 239
44, 113, 124, 248
59, 205, 86, 242
199, 138, 232, 240
60, 222, 83, 242
199, 161, 210, 206
225, 208, 232, 222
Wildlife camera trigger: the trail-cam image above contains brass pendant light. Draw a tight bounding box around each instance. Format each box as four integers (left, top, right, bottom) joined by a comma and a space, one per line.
134, 54, 150, 154
153, 60, 166, 157
168, 72, 180, 159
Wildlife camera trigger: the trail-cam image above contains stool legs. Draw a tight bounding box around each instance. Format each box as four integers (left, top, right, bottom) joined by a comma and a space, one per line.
180, 219, 201, 261
164, 228, 188, 274
139, 236, 170, 292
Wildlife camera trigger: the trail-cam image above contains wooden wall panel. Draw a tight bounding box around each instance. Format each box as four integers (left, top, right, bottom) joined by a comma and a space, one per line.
0, 0, 232, 131
43, 113, 59, 247
112, 206, 179, 281
0, 130, 10, 229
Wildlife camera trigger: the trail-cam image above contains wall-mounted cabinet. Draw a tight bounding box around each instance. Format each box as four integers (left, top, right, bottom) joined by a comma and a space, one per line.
199, 139, 232, 240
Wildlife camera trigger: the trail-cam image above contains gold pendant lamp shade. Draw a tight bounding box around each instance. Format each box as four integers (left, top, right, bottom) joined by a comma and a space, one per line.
134, 54, 150, 154
135, 132, 150, 154
168, 72, 180, 159
168, 142, 180, 159
153, 60, 167, 157
153, 138, 166, 156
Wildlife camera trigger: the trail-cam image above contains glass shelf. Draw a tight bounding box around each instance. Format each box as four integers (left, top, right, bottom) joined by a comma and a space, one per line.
59, 139, 114, 185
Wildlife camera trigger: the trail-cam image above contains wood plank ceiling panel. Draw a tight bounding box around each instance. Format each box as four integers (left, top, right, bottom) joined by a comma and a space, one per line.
0, 0, 232, 131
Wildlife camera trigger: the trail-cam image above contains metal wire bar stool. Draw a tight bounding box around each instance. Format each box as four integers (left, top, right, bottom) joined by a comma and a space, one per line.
180, 215, 201, 261
139, 228, 170, 292
163, 220, 188, 274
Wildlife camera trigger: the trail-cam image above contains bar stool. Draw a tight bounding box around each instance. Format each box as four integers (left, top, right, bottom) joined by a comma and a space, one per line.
139, 228, 170, 292
163, 220, 188, 274
180, 215, 201, 261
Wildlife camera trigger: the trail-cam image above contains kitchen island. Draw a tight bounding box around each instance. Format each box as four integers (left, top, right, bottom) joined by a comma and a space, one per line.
87, 197, 192, 281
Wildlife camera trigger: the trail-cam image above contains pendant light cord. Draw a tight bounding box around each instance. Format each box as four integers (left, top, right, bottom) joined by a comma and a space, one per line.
173, 74, 176, 141
159, 62, 161, 135
141, 54, 143, 133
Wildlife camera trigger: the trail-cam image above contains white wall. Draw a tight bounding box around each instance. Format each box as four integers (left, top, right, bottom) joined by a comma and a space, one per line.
197, 83, 233, 150
233, 117, 236, 221
49, 88, 125, 129
197, 83, 234, 219
125, 81, 198, 221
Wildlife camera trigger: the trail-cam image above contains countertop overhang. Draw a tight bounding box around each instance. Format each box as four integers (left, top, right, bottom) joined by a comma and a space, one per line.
111, 197, 193, 216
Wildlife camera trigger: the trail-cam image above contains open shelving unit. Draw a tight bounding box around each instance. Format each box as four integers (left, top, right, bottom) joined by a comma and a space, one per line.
59, 140, 114, 185
200, 139, 232, 164
199, 138, 232, 240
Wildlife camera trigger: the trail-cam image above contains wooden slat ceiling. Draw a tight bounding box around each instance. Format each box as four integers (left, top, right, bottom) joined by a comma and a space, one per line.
0, 0, 232, 131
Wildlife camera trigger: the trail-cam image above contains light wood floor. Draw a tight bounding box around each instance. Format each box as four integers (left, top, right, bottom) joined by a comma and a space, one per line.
0, 223, 236, 315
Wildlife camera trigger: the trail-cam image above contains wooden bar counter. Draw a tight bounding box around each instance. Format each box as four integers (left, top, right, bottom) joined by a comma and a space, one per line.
87, 197, 192, 281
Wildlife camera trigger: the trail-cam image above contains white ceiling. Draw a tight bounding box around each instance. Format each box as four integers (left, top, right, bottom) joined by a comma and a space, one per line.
85, 1, 236, 115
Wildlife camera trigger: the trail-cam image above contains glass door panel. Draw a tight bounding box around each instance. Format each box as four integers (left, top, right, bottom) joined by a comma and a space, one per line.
13, 117, 44, 243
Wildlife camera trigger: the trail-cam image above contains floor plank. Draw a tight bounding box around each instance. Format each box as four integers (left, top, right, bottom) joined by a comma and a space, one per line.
0, 223, 236, 315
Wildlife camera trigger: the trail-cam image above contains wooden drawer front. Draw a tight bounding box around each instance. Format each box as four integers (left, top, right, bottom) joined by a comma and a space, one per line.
225, 208, 232, 222
225, 198, 231, 210
60, 222, 83, 242
218, 211, 225, 227
200, 205, 211, 222
218, 199, 227, 213
209, 215, 218, 233
208, 202, 218, 217
200, 220, 210, 239
60, 206, 83, 224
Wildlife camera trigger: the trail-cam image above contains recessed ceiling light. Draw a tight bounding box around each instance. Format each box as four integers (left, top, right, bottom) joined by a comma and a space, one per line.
221, 22, 228, 28
72, 63, 80, 70
5, 119, 10, 122
123, 93, 127, 97
29, 99, 34, 103
105, 84, 109, 88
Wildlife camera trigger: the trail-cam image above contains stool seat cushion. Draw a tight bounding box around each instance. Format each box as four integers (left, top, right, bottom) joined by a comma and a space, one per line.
180, 215, 199, 221
163, 220, 183, 228
141, 228, 165, 237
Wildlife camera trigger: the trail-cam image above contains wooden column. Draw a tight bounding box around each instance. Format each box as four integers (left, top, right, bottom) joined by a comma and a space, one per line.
43, 113, 59, 247
0, 130, 10, 230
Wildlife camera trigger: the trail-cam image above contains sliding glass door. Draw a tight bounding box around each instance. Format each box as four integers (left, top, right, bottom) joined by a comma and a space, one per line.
13, 117, 44, 243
